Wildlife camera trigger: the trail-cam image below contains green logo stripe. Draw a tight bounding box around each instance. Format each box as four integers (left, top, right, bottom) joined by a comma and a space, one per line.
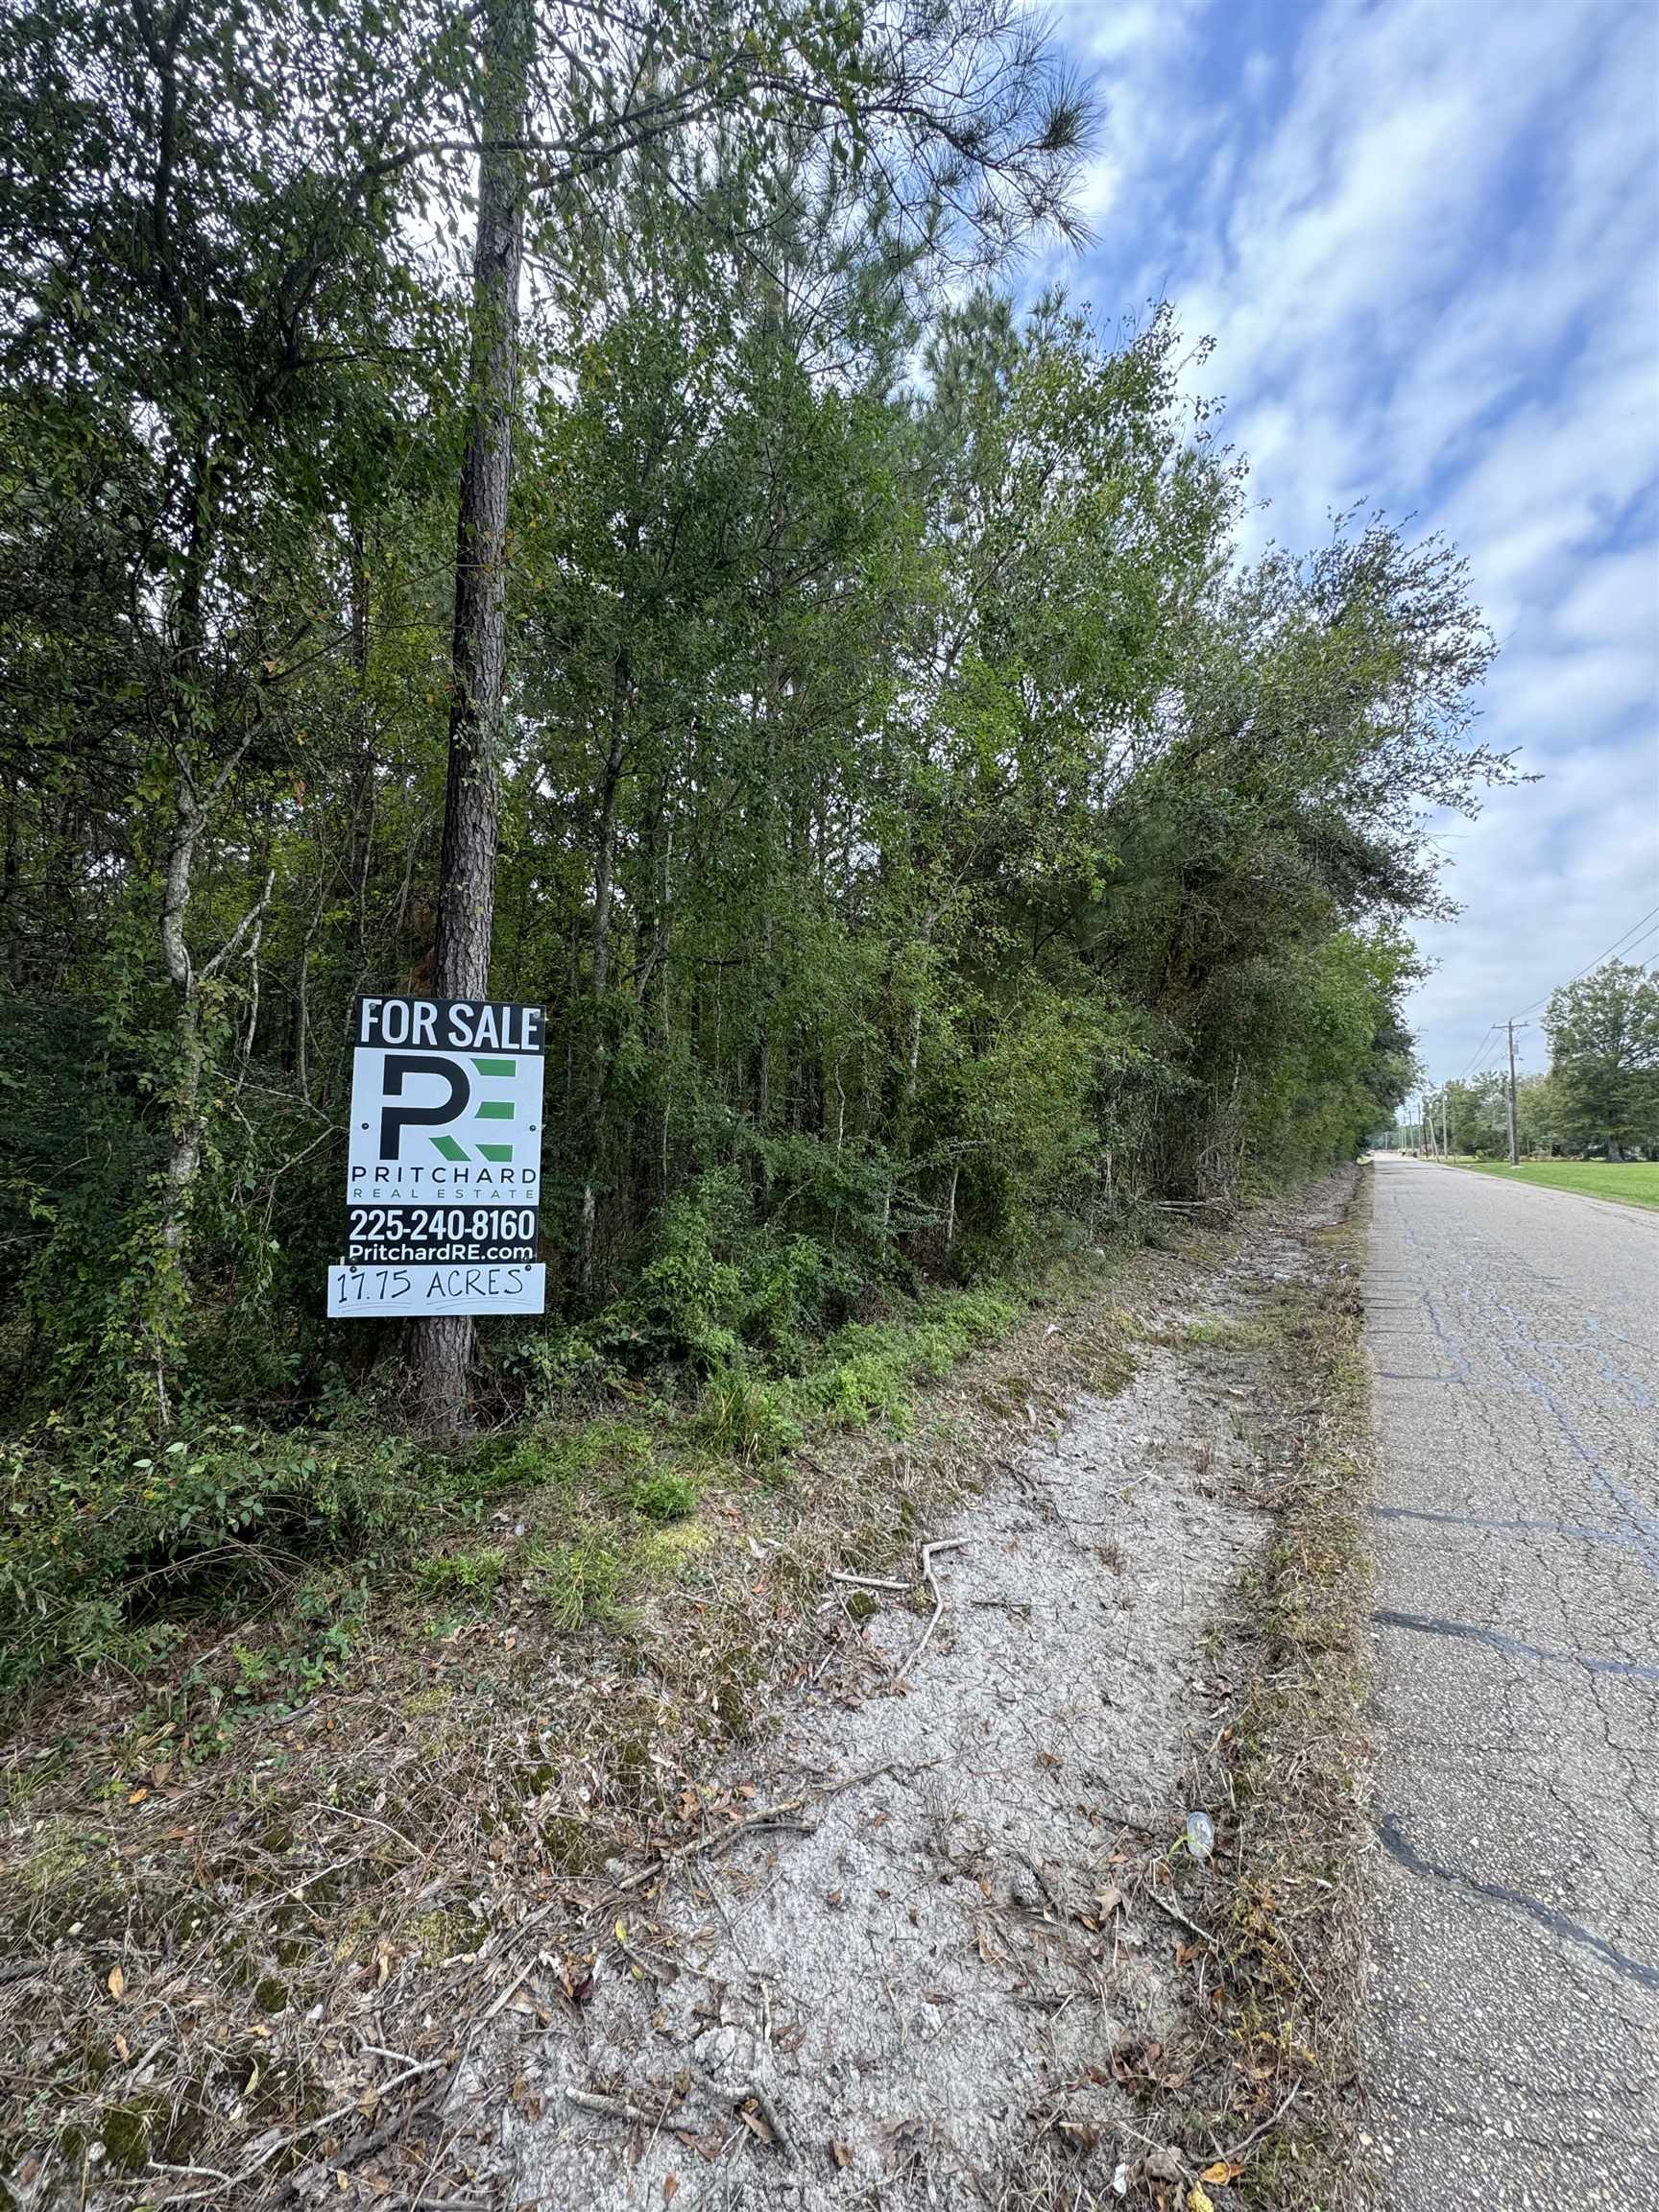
430, 1135, 469, 1162
477, 1142, 514, 1162
476, 1100, 514, 1120
471, 1057, 516, 1076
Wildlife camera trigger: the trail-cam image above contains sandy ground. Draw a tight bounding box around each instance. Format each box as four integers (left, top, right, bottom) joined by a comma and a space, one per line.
437, 1177, 1355, 2212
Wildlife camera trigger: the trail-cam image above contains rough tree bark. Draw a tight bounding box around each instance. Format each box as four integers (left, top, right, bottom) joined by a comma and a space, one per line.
409, 0, 530, 1432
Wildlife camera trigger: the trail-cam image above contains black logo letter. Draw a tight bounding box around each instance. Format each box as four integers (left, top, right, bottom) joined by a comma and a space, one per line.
380, 1055, 469, 1159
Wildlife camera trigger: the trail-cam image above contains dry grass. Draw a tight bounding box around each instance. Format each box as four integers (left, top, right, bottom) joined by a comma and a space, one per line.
1, 1237, 1194, 2209
1147, 1174, 1377, 2212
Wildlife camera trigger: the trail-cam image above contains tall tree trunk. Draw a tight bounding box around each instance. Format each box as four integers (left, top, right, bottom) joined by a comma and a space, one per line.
578, 680, 628, 1293
409, 0, 530, 1432
159, 772, 205, 1262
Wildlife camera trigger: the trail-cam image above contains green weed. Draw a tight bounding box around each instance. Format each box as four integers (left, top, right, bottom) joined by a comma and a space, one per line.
693, 1372, 801, 1462
630, 1469, 699, 1523
412, 1544, 505, 1597
522, 1538, 622, 1631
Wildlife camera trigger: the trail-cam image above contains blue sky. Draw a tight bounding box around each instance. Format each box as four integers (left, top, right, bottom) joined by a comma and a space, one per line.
1041, 0, 1659, 1092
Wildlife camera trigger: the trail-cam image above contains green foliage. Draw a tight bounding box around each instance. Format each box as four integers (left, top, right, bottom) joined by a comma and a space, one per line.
610, 1173, 749, 1371
522, 1538, 624, 1631
692, 1371, 802, 1462
630, 1469, 700, 1523
413, 1545, 507, 1597
1543, 960, 1659, 1157
792, 1286, 1021, 1433
0, 0, 1509, 1689
0, 1414, 438, 1692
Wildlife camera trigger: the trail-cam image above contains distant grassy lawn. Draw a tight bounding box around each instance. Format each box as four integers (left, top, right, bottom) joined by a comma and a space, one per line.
1452, 1159, 1659, 1212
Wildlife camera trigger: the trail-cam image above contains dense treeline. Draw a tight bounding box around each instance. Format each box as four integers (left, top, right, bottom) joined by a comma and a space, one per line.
2, 0, 1502, 1465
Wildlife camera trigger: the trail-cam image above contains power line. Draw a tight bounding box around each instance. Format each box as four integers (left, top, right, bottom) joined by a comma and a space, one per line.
1450, 1023, 1498, 1087
1431, 904, 1658, 1094
1472, 1032, 1507, 1082
1508, 904, 1659, 1022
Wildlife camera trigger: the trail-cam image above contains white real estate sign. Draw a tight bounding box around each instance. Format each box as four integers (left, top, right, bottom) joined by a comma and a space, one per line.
327, 996, 546, 1317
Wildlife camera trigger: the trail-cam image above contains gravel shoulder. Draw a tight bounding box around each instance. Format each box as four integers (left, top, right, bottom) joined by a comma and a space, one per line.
464, 1173, 1365, 2212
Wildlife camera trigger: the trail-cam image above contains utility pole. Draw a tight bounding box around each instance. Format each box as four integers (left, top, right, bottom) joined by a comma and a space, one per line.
1506, 1021, 1527, 1166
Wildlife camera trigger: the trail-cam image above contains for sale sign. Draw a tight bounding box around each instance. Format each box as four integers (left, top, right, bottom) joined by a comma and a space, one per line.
327, 997, 546, 1317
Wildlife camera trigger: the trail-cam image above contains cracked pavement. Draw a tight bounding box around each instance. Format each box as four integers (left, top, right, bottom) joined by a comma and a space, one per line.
1363, 1156, 1659, 2206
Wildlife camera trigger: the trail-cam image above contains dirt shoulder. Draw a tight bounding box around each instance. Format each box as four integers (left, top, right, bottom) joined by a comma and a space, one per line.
2, 1173, 1377, 2212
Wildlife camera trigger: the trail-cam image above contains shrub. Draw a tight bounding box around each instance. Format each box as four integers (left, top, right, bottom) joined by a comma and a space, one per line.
0, 1416, 435, 1694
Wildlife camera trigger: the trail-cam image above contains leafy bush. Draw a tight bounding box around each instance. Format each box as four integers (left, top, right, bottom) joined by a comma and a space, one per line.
612, 1170, 749, 1371
0, 1416, 437, 1693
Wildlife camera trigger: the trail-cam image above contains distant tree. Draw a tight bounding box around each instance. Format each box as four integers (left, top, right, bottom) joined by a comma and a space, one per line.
1543, 960, 1659, 1158
1445, 1073, 1508, 1158
1513, 1070, 1561, 1157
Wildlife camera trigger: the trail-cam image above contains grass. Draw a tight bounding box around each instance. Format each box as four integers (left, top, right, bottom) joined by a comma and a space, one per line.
1447, 1157, 1659, 1211
1165, 1181, 1377, 2212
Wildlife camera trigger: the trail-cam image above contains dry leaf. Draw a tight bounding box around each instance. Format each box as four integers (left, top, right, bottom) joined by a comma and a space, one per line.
113, 2034, 130, 2062
663, 2178, 679, 2203
106, 1964, 125, 2002
1201, 2161, 1243, 2185
831, 2142, 853, 2171
1188, 2189, 1214, 2212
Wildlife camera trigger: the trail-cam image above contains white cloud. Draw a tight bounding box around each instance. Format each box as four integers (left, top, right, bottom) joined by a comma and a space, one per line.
1049, 0, 1659, 1085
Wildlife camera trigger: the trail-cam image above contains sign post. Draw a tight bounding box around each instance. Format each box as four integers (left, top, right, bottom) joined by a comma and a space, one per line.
327, 997, 546, 1318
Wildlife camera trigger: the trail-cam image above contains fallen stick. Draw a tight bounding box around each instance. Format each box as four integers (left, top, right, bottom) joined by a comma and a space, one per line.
896, 1538, 970, 1681
739, 2077, 797, 2161
1144, 1886, 1218, 1948
567, 2086, 669, 2128
615, 1801, 811, 1892
687, 2063, 797, 2162
477, 1957, 538, 2027
830, 1569, 912, 1593
1215, 2083, 1300, 2167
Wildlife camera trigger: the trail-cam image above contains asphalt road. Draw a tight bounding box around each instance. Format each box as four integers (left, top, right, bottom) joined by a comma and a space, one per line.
1362, 1156, 1659, 2204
